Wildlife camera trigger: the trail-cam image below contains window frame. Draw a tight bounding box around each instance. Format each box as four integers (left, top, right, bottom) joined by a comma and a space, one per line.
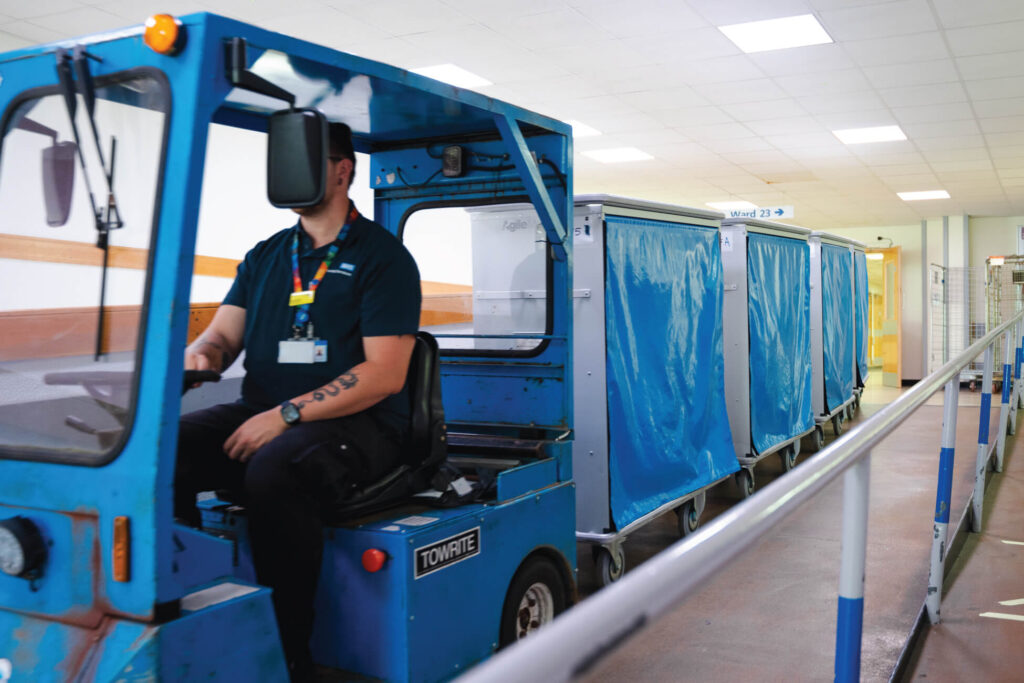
399, 197, 555, 359
0, 66, 172, 467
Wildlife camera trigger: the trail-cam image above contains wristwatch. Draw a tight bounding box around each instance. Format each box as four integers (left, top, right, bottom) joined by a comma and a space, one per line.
279, 401, 301, 426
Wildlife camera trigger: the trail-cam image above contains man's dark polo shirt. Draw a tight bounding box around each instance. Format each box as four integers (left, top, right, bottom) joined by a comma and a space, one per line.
223, 212, 421, 434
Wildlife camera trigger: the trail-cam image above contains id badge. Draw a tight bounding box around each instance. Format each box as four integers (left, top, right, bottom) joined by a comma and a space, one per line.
313, 339, 328, 363
289, 290, 315, 306
278, 339, 316, 364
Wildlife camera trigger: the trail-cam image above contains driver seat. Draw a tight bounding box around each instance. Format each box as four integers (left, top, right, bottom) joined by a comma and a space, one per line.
325, 330, 447, 521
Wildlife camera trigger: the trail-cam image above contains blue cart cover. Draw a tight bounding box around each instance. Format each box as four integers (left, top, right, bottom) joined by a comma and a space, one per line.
821, 244, 855, 412
854, 251, 869, 386
747, 233, 813, 454
604, 216, 737, 530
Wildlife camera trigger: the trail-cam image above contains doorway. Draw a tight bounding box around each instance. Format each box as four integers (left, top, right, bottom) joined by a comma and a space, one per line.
866, 247, 901, 387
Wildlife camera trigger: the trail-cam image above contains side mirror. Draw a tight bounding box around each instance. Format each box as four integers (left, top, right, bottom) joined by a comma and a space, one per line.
267, 108, 327, 208
42, 141, 77, 227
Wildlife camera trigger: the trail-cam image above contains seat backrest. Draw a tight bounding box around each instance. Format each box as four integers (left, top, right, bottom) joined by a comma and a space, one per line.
406, 331, 446, 469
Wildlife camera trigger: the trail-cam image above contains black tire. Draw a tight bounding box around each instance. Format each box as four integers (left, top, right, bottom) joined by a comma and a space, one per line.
813, 425, 825, 451
677, 500, 699, 537
500, 556, 568, 647
737, 469, 754, 498
594, 545, 626, 587
832, 414, 844, 436
780, 445, 797, 472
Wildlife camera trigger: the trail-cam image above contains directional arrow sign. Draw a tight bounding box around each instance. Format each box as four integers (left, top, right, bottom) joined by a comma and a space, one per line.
725, 205, 795, 220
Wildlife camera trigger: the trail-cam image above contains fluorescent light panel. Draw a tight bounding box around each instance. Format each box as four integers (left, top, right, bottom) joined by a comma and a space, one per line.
582, 147, 653, 163
566, 119, 601, 138
707, 200, 758, 211
719, 14, 832, 54
898, 190, 950, 201
410, 64, 492, 89
865, 253, 884, 260
833, 125, 907, 145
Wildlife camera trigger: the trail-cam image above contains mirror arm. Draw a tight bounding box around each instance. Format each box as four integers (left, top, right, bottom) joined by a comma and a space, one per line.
225, 37, 297, 108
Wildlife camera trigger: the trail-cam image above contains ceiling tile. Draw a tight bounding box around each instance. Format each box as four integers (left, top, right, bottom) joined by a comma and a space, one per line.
700, 137, 776, 154
481, 6, 607, 48
30, 6, 121, 35
694, 78, 789, 105
814, 110, 899, 129
720, 99, 809, 122
0, 29, 31, 50
956, 51, 1024, 81
775, 69, 872, 97
921, 147, 991, 163
872, 163, 936, 176
879, 174, 942, 188
945, 20, 1024, 57
930, 159, 994, 173
649, 106, 734, 127
902, 119, 981, 139
819, 0, 938, 40
980, 116, 1024, 134
617, 87, 711, 111
890, 101, 976, 124
0, 20, 65, 43
681, 121, 758, 140
96, 1, 208, 22
986, 131, 1024, 147
862, 59, 959, 89
797, 91, 887, 114
966, 76, 1024, 101
574, 0, 708, 38
0, 0, 81, 20
843, 32, 946, 68
673, 55, 766, 85
746, 116, 826, 136
989, 145, 1024, 159
878, 82, 968, 108
259, 9, 392, 48
627, 27, 742, 63
748, 44, 856, 76
439, 0, 559, 22
914, 134, 986, 151
764, 131, 844, 149
930, 0, 1024, 28
720, 149, 795, 165
687, 0, 815, 25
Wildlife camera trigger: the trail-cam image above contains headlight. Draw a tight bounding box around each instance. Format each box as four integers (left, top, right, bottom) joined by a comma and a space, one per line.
0, 517, 47, 579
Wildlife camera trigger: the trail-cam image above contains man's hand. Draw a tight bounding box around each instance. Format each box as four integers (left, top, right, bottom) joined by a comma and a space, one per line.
223, 409, 289, 462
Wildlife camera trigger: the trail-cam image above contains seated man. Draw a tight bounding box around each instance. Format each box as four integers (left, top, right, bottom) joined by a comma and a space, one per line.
174, 122, 421, 681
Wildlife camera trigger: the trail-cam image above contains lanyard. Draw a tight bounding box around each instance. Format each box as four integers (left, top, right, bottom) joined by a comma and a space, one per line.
290, 203, 359, 335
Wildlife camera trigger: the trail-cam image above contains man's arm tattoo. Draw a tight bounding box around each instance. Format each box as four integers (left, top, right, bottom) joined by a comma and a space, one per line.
336, 372, 359, 390
194, 337, 234, 371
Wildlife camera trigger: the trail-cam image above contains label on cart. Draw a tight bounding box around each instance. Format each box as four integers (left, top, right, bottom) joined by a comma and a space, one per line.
414, 527, 480, 579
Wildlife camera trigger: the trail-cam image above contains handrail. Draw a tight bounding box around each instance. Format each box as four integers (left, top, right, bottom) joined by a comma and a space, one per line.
460, 311, 1024, 683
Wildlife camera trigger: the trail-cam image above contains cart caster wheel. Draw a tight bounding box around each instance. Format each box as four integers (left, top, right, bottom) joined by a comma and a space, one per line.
812, 425, 825, 451
676, 500, 699, 537
736, 469, 755, 498
594, 545, 625, 586
780, 445, 797, 472
832, 413, 844, 436
499, 556, 567, 646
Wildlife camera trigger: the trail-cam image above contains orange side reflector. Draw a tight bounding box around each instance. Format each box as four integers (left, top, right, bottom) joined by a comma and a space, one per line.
113, 516, 131, 582
143, 14, 185, 55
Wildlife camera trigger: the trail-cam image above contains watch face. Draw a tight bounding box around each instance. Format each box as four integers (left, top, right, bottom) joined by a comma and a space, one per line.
281, 402, 300, 424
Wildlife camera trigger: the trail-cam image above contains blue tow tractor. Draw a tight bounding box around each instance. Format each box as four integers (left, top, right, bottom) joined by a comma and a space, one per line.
0, 13, 578, 681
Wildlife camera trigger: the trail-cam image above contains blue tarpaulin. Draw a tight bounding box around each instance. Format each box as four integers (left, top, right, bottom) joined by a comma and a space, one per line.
747, 233, 814, 454
604, 216, 738, 530
821, 244, 855, 412
854, 251, 869, 386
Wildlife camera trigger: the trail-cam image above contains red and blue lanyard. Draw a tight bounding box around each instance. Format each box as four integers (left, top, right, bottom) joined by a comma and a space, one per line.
290, 203, 359, 335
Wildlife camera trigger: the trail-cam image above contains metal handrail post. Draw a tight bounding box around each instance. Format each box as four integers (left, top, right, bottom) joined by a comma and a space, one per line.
971, 344, 994, 532
926, 379, 959, 624
996, 330, 1012, 472
1018, 320, 1024, 410
834, 452, 871, 683
1010, 325, 1019, 435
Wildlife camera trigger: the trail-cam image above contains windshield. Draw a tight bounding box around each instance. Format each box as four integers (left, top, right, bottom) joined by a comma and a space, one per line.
0, 70, 169, 465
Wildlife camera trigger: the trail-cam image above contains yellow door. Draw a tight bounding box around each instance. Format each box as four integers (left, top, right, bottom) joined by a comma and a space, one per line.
879, 247, 902, 387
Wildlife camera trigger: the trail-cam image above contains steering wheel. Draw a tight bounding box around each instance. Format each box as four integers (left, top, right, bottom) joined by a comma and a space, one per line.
45, 369, 221, 397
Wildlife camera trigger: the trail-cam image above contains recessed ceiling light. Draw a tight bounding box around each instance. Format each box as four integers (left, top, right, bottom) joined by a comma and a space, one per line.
719, 14, 832, 54
582, 147, 653, 163
833, 125, 907, 145
410, 64, 492, 89
707, 200, 758, 211
898, 190, 950, 201
566, 120, 601, 138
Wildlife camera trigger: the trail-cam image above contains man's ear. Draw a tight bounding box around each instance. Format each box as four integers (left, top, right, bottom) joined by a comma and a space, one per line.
337, 158, 354, 186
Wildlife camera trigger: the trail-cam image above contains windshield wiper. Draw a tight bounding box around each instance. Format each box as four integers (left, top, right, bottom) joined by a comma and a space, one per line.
55, 46, 123, 360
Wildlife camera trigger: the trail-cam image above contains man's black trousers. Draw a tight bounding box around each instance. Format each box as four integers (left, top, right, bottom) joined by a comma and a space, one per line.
174, 403, 402, 676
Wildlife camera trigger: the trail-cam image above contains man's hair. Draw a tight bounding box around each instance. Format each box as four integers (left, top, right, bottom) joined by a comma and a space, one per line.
328, 122, 356, 187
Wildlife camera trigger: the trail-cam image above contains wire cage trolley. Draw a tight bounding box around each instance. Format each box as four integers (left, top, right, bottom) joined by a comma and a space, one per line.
853, 242, 869, 407
809, 232, 859, 436
720, 218, 816, 497
571, 195, 738, 585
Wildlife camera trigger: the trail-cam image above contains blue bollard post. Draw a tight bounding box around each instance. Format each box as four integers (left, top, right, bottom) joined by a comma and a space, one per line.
926, 379, 959, 624
997, 331, 1012, 472
972, 344, 994, 532
834, 454, 871, 683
